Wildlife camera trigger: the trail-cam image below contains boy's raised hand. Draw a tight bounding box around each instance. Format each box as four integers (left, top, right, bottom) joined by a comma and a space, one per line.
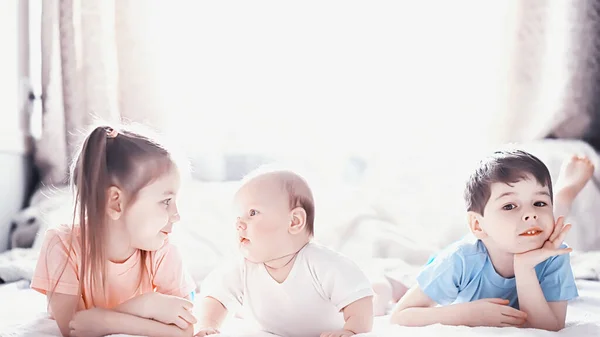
461, 298, 528, 327
514, 216, 573, 270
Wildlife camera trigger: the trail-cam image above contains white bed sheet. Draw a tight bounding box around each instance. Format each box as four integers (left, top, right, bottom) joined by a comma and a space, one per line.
1, 280, 599, 337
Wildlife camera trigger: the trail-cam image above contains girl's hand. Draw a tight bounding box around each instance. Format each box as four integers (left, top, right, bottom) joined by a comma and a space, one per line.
145, 292, 197, 329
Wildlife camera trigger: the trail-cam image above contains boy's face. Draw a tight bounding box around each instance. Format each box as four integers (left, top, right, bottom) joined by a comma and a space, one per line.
233, 176, 293, 263
474, 175, 554, 254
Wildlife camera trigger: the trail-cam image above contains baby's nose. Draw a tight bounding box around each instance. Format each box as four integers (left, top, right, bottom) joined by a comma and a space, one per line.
236, 217, 246, 229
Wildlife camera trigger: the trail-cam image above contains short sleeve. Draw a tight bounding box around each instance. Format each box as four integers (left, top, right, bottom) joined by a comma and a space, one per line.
31, 228, 80, 296
200, 260, 245, 312
151, 242, 197, 298
314, 250, 374, 312
539, 246, 578, 302
416, 250, 463, 305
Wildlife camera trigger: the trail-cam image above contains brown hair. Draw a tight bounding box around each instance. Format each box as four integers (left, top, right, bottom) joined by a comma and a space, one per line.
464, 149, 553, 215
51, 123, 178, 306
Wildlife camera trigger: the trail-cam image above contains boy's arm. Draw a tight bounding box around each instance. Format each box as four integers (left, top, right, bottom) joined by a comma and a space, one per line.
69, 307, 192, 337
390, 286, 527, 327
514, 266, 567, 331
390, 286, 465, 326
341, 296, 373, 334
513, 217, 574, 331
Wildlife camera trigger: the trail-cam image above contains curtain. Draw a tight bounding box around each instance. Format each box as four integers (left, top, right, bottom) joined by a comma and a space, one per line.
34, 0, 169, 186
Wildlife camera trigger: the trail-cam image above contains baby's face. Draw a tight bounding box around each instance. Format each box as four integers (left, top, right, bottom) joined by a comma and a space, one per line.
233, 177, 293, 263
479, 176, 554, 254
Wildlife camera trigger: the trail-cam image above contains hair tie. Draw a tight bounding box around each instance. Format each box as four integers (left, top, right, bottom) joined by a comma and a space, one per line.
106, 128, 119, 139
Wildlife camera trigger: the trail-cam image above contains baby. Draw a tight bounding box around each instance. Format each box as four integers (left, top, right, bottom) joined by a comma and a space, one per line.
195, 168, 375, 337
390, 151, 594, 331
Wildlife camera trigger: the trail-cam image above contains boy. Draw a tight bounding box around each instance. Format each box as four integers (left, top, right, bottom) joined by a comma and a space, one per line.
390, 150, 594, 331
195, 168, 374, 337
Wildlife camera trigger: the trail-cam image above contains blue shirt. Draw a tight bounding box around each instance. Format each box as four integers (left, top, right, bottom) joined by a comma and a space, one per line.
416, 236, 579, 309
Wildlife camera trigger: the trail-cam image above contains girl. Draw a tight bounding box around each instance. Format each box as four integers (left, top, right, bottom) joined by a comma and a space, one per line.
31, 125, 197, 337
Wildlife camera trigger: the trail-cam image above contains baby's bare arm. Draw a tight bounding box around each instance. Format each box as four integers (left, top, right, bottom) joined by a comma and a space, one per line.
341, 296, 374, 334
197, 296, 229, 329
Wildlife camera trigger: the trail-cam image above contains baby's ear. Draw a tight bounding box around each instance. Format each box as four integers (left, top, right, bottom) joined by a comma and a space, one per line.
288, 207, 307, 235
467, 211, 487, 239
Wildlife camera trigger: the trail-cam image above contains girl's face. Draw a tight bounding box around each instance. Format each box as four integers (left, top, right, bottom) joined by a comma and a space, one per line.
122, 168, 181, 251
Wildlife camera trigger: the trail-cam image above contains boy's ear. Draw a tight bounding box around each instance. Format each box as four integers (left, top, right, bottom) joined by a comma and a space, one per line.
106, 186, 124, 220
468, 211, 487, 239
288, 207, 307, 235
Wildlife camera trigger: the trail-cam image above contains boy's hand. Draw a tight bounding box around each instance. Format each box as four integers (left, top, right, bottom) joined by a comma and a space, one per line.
143, 292, 197, 329
320, 330, 355, 337
514, 217, 573, 270
462, 298, 528, 327
195, 327, 220, 336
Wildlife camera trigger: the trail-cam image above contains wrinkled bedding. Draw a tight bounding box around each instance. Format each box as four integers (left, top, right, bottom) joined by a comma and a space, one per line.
1, 279, 599, 337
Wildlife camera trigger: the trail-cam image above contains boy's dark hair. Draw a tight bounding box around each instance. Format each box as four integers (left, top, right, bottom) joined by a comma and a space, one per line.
464, 149, 553, 215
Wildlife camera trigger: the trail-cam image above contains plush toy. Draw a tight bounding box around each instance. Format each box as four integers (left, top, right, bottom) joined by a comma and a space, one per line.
8, 206, 41, 250
0, 185, 72, 284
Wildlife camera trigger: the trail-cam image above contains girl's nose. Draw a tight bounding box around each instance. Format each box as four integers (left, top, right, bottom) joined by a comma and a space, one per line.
170, 204, 181, 223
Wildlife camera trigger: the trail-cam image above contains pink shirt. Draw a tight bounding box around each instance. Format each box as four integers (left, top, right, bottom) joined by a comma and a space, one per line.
31, 224, 196, 310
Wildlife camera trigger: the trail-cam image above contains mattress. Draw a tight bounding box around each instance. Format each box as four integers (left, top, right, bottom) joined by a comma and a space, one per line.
1, 279, 599, 337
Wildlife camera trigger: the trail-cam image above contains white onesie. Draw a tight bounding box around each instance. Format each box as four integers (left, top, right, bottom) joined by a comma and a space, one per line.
201, 242, 374, 337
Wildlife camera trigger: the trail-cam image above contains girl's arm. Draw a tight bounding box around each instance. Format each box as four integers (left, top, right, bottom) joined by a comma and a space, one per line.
114, 292, 196, 328
47, 292, 80, 337
49, 292, 193, 337
69, 308, 193, 337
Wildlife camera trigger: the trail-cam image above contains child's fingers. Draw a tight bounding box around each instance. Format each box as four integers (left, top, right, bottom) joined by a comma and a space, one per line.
553, 247, 573, 256
484, 298, 510, 305
549, 217, 564, 242
180, 309, 198, 325
172, 316, 189, 330
500, 314, 527, 326
552, 224, 572, 247
501, 306, 528, 318
179, 298, 194, 309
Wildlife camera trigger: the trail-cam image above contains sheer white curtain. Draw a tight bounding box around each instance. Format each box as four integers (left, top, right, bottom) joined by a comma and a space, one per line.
153, 1, 514, 159
148, 1, 581, 247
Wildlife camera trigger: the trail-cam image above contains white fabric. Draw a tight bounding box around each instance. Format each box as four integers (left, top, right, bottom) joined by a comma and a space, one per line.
201, 242, 374, 337
2, 279, 600, 337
